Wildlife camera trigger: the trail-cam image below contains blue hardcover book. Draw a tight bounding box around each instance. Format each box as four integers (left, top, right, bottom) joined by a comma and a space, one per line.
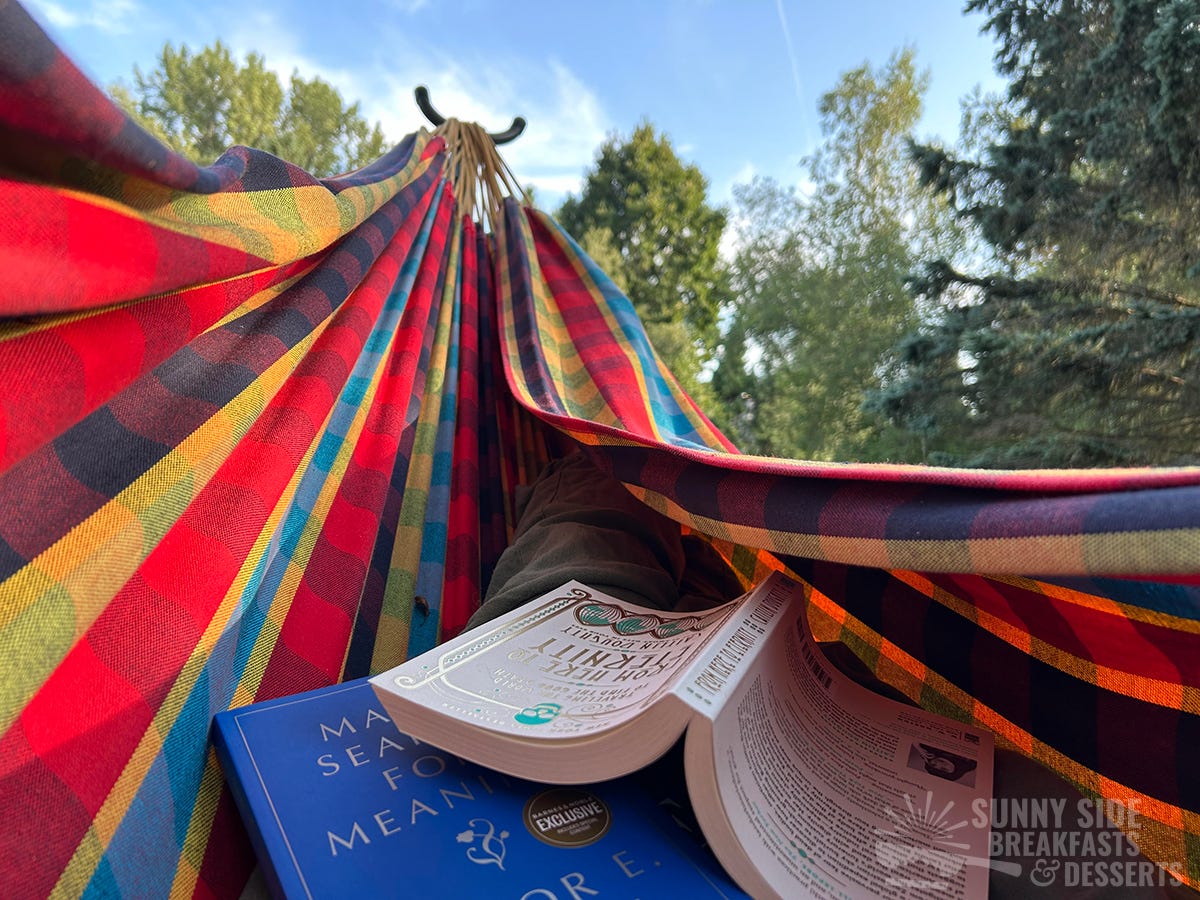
212, 678, 748, 899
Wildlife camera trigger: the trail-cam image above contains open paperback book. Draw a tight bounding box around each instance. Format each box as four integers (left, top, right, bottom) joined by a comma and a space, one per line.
371, 571, 996, 899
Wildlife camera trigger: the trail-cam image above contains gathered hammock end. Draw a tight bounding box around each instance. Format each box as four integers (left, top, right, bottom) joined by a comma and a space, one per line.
414, 85, 531, 229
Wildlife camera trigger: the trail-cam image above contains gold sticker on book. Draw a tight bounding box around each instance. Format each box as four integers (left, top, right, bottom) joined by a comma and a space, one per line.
523, 788, 612, 848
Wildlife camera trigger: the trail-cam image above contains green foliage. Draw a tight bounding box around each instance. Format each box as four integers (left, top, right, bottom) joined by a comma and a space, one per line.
558, 123, 728, 363
570, 217, 722, 416
111, 41, 387, 177
878, 0, 1200, 467
716, 50, 963, 461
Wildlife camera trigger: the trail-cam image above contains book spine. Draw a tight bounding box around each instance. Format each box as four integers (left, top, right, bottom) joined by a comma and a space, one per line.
211, 711, 297, 900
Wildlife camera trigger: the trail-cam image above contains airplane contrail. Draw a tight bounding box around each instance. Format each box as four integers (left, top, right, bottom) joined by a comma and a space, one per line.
774, 0, 806, 116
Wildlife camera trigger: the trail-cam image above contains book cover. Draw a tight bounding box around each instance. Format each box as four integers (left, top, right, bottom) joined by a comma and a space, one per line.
213, 678, 748, 899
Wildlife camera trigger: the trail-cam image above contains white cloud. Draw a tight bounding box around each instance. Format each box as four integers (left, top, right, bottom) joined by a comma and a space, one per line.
712, 160, 758, 210
717, 163, 760, 262
502, 61, 608, 183
522, 173, 583, 195
228, 12, 364, 97
732, 162, 757, 186
226, 15, 609, 208
25, 0, 139, 33
718, 219, 741, 264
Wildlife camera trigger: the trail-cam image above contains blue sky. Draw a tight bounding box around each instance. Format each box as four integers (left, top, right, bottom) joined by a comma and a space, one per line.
24, 0, 1007, 211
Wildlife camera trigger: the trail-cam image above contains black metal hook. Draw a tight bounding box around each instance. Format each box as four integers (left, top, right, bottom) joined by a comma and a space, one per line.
414, 85, 526, 146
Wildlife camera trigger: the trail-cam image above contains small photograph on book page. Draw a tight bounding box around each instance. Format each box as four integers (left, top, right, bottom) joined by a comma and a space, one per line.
906, 743, 979, 789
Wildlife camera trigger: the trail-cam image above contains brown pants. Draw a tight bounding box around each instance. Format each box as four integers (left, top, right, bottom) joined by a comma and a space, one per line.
466, 452, 743, 631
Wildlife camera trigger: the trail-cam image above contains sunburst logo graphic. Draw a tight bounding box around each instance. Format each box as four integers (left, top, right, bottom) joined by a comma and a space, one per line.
874, 792, 972, 889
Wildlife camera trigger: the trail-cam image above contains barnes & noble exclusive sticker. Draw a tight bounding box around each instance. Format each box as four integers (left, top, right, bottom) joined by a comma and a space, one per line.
523, 788, 613, 848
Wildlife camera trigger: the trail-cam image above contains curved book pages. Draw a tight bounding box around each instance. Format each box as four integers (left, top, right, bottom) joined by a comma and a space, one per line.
372, 573, 997, 899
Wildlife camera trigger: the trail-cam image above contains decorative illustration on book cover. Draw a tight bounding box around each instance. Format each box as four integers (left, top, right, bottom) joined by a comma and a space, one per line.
386, 583, 739, 737
213, 678, 749, 899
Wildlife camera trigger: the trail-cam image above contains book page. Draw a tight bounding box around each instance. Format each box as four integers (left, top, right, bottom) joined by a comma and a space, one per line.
374, 581, 741, 740
673, 573, 797, 716
693, 574, 994, 899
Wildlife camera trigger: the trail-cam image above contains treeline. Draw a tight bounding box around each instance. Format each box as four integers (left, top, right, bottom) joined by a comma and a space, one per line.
111, 42, 386, 178
114, 0, 1200, 467
562, 0, 1200, 468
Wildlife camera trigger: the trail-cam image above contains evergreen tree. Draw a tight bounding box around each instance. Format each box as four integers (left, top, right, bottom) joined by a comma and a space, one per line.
875, 0, 1200, 467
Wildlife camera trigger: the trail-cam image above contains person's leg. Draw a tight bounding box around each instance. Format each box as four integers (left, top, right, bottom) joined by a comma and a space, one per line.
465, 452, 691, 629
676, 534, 746, 611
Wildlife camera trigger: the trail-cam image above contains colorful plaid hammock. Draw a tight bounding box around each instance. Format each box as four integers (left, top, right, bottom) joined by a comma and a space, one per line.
2, 3, 1198, 896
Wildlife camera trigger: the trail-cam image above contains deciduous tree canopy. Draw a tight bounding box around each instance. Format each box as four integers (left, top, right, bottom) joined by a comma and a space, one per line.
111, 41, 387, 178
716, 50, 964, 461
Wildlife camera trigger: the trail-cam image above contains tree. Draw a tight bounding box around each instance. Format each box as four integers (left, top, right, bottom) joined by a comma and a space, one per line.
876, 0, 1200, 467
716, 50, 964, 461
557, 124, 728, 395
111, 41, 387, 177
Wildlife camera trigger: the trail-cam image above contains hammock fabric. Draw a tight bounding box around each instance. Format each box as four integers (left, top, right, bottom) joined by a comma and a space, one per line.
1, 4, 1199, 895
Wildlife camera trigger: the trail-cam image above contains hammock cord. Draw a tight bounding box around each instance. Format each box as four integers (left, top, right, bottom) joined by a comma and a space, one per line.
435, 118, 529, 227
